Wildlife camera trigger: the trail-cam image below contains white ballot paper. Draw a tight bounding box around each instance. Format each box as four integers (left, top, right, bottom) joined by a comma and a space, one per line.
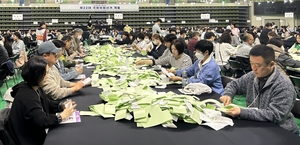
82, 77, 92, 85
75, 74, 86, 79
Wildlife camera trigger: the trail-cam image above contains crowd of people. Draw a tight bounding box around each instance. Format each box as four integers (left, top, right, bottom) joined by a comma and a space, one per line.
0, 19, 300, 144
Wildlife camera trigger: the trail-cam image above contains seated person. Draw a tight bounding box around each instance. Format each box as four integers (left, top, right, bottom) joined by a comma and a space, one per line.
0, 44, 9, 65
188, 32, 200, 52
12, 32, 28, 67
159, 34, 177, 59
283, 32, 296, 51
6, 56, 76, 145
112, 29, 121, 39
267, 37, 300, 77
70, 28, 84, 57
177, 29, 188, 49
215, 32, 236, 71
136, 40, 192, 70
52, 40, 83, 81
147, 34, 166, 59
61, 35, 78, 68
89, 30, 99, 43
56, 29, 63, 40
220, 45, 299, 134
236, 33, 254, 74
37, 41, 85, 100
144, 33, 154, 52
267, 31, 278, 40
132, 33, 148, 53
12, 32, 25, 55
224, 29, 240, 47
114, 31, 130, 45
2, 34, 13, 57
168, 40, 224, 95
288, 33, 300, 53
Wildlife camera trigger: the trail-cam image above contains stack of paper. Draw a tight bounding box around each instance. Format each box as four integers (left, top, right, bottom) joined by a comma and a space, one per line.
81, 44, 235, 130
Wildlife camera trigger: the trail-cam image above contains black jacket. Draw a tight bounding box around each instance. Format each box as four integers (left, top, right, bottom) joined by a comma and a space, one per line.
0, 45, 9, 65
148, 44, 166, 59
4, 43, 13, 57
6, 82, 63, 145
259, 28, 271, 45
116, 37, 130, 45
283, 37, 296, 50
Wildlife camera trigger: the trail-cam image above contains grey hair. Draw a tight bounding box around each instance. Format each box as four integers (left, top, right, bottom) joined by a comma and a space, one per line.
73, 28, 83, 34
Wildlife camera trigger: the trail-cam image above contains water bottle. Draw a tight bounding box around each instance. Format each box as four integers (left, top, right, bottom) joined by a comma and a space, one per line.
182, 71, 188, 88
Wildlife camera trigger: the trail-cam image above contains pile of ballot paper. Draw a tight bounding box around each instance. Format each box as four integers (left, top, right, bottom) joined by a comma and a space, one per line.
81, 44, 235, 130
81, 84, 236, 130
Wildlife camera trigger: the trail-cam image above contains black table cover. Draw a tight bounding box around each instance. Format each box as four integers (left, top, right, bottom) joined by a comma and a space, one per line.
44, 65, 300, 145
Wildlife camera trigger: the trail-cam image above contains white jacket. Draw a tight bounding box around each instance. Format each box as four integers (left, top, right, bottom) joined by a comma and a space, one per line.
215, 43, 236, 65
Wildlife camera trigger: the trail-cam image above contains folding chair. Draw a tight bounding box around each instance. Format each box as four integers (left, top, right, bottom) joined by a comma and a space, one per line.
221, 75, 235, 88
228, 60, 246, 78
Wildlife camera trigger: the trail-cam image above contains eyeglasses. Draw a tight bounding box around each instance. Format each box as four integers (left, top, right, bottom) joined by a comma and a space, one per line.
45, 52, 58, 58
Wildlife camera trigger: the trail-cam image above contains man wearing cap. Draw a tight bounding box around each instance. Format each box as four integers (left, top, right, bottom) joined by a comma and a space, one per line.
38, 41, 84, 100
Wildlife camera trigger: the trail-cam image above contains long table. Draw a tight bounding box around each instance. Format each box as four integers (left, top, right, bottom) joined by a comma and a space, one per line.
44, 67, 300, 145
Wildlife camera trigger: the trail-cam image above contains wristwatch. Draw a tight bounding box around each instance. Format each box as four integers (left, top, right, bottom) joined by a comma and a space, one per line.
56, 113, 62, 123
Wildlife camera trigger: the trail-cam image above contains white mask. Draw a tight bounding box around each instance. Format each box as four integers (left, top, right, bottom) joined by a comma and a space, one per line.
153, 41, 158, 45
144, 38, 150, 43
195, 52, 204, 60
137, 38, 140, 42
77, 35, 82, 40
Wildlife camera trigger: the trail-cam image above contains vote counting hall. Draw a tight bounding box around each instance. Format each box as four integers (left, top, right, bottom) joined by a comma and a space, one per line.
1, 0, 300, 145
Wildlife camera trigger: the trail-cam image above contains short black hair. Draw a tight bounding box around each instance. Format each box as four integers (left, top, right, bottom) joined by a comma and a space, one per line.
205, 32, 215, 39
250, 45, 275, 65
136, 33, 145, 40
39, 21, 46, 27
13, 32, 22, 40
195, 40, 213, 55
219, 32, 232, 43
169, 28, 176, 34
164, 34, 177, 43
224, 29, 232, 35
144, 33, 152, 40
52, 40, 66, 48
180, 29, 186, 35
21, 56, 48, 86
62, 35, 72, 42
122, 31, 129, 37
156, 19, 162, 23
268, 37, 283, 48
170, 40, 185, 55
265, 22, 272, 27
